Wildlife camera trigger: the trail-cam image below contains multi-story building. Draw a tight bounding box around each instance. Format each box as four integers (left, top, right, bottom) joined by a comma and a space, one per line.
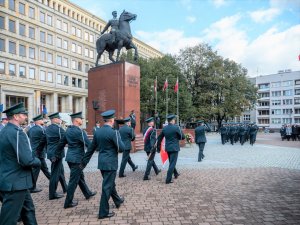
242, 70, 300, 129
0, 0, 163, 126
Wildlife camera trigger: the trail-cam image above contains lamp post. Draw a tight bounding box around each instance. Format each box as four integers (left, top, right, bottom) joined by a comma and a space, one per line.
92, 100, 99, 125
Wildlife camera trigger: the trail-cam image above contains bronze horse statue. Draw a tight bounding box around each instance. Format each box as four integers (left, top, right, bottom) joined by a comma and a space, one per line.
95, 10, 139, 66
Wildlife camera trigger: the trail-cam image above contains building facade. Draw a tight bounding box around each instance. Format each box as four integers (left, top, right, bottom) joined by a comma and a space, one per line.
0, 0, 163, 126
240, 70, 300, 129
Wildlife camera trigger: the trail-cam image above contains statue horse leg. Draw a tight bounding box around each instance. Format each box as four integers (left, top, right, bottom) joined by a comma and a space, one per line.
116, 40, 124, 62
129, 41, 139, 61
109, 49, 115, 62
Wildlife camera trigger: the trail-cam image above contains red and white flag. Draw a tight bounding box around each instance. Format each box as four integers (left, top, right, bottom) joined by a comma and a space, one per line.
163, 79, 168, 91
160, 137, 168, 165
298, 54, 300, 61
174, 78, 178, 93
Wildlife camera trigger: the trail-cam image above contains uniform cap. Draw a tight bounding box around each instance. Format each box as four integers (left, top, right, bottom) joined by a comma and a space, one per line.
197, 120, 204, 123
70, 111, 83, 119
123, 117, 131, 122
2, 102, 28, 116
101, 109, 115, 119
32, 114, 43, 121
145, 117, 154, 123
167, 114, 176, 121
48, 112, 60, 119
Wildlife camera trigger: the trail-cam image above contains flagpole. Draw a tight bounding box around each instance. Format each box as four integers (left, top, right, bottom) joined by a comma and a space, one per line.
176, 77, 179, 125
155, 76, 158, 114
165, 79, 168, 123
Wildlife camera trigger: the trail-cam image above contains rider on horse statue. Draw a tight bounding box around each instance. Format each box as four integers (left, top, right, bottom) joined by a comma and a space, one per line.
101, 11, 119, 45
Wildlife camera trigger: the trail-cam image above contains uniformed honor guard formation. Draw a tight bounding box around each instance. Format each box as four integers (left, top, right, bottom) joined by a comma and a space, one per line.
218, 122, 259, 146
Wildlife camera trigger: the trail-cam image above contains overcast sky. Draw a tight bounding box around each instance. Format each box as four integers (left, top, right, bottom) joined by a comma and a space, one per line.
71, 0, 300, 77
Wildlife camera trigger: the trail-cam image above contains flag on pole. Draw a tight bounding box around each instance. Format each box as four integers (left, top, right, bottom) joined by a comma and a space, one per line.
0, 104, 3, 113
42, 105, 48, 114
160, 137, 168, 165
174, 78, 178, 93
163, 79, 168, 91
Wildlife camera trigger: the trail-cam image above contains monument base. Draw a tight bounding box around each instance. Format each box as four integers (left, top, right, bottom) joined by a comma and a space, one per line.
87, 61, 140, 134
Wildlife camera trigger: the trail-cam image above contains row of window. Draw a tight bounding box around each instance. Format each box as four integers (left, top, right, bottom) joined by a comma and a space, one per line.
259, 90, 300, 98
258, 99, 294, 106
2, 0, 97, 42
0, 61, 88, 89
258, 107, 300, 116
258, 80, 300, 89
258, 118, 300, 124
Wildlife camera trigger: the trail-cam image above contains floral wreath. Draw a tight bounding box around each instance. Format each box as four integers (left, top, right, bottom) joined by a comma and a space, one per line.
185, 133, 194, 144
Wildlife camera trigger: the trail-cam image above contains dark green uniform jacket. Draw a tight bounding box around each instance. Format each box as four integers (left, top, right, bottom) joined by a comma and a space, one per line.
195, 124, 211, 143
119, 124, 135, 151
0, 123, 40, 191
82, 125, 125, 170
55, 125, 91, 163
45, 124, 66, 159
27, 125, 47, 158
143, 126, 156, 153
157, 123, 185, 152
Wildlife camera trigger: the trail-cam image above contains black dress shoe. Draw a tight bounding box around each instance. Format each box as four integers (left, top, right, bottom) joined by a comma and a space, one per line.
133, 165, 138, 171
30, 188, 42, 193
143, 177, 151, 181
49, 193, 64, 200
64, 201, 78, 209
116, 197, 124, 208
166, 181, 173, 184
98, 211, 115, 219
86, 191, 97, 200
156, 169, 161, 175
174, 173, 180, 179
119, 174, 126, 178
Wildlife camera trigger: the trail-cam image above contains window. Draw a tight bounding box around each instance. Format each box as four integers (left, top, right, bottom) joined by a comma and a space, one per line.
19, 2, 25, 15
64, 75, 69, 85
56, 56, 62, 66
29, 7, 35, 19
56, 19, 62, 29
57, 74, 62, 84
271, 100, 281, 106
0, 16, 4, 29
9, 64, 16, 75
71, 26, 76, 35
271, 82, 280, 88
0, 0, 4, 6
258, 101, 269, 106
258, 110, 269, 115
271, 109, 281, 115
0, 38, 4, 52
0, 62, 4, 73
72, 60, 76, 70
77, 45, 82, 54
6, 95, 28, 109
243, 114, 250, 121
47, 15, 52, 26
63, 57, 68, 67
40, 12, 45, 23
47, 52, 53, 63
295, 98, 300, 105
29, 68, 35, 79
9, 41, 16, 54
63, 22, 68, 32
72, 43, 76, 52
40, 50, 45, 61
282, 118, 292, 124
9, 0, 15, 11
47, 34, 53, 45
282, 109, 293, 115
85, 80, 88, 89
85, 48, 89, 57
78, 62, 82, 71
77, 28, 81, 38
295, 89, 300, 95
258, 83, 270, 89
283, 99, 293, 105
78, 79, 82, 88
29, 27, 35, 39
271, 118, 281, 124
29, 47, 35, 59
259, 92, 270, 98
19, 23, 25, 36
63, 40, 68, 50
47, 72, 53, 82
258, 119, 269, 124
89, 34, 94, 43
89, 50, 94, 59
19, 44, 26, 57
282, 80, 292, 87
19, 66, 26, 77
295, 80, 300, 85
40, 70, 46, 81
85, 32, 89, 41
72, 77, 77, 87
294, 108, 300, 114
40, 31, 46, 43
57, 37, 62, 48
85, 64, 89, 72
283, 90, 292, 96
272, 91, 281, 97
296, 118, 300, 123
9, 19, 16, 33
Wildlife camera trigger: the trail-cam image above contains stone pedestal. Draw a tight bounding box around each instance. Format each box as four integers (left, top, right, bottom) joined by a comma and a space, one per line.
87, 61, 140, 134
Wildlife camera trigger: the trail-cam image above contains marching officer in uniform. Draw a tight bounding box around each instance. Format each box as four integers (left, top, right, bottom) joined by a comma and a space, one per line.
118, 117, 138, 178
249, 122, 259, 145
54, 112, 96, 208
0, 102, 41, 225
28, 114, 51, 193
157, 114, 185, 184
45, 112, 68, 200
219, 123, 227, 145
93, 121, 101, 135
143, 117, 161, 181
81, 110, 125, 219
195, 120, 211, 162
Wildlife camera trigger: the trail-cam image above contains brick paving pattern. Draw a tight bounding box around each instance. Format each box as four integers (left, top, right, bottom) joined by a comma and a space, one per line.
3, 133, 300, 225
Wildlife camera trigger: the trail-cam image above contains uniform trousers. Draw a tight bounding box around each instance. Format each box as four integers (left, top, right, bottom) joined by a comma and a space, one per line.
119, 150, 135, 176
32, 157, 51, 189
166, 151, 179, 183
197, 142, 205, 161
144, 151, 159, 178
49, 158, 68, 198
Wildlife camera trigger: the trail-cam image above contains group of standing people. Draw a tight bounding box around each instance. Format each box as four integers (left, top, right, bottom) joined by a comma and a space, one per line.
219, 122, 259, 146
280, 124, 300, 141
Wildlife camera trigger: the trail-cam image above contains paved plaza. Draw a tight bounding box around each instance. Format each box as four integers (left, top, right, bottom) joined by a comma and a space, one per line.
12, 133, 300, 224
